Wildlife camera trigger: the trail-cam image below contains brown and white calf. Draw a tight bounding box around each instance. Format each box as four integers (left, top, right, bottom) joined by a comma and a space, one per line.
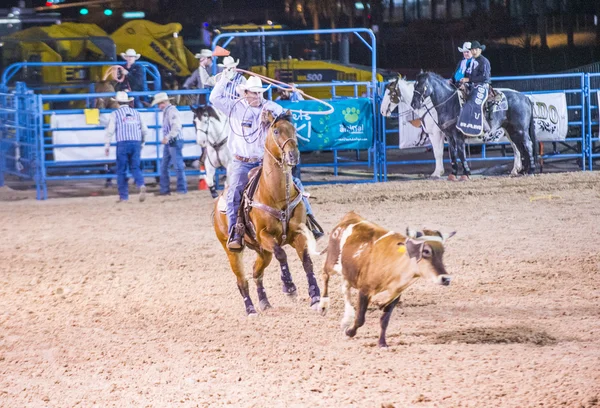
319, 211, 455, 348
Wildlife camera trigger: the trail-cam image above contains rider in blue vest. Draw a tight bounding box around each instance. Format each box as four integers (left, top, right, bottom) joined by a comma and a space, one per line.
457, 41, 492, 135
451, 42, 473, 86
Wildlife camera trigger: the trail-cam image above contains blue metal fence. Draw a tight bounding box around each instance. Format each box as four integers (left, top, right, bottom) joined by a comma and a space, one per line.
1, 61, 163, 93
585, 73, 600, 170
33, 88, 211, 199
0, 82, 44, 199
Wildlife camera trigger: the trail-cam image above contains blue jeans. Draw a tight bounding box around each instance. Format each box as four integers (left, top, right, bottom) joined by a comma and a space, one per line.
227, 159, 261, 234
116, 141, 144, 200
160, 139, 187, 194
226, 159, 313, 234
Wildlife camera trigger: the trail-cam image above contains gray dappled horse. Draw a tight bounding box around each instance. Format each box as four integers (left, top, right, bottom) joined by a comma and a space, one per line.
411, 71, 537, 178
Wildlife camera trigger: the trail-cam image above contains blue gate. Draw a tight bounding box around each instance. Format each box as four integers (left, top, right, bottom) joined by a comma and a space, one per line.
0, 82, 44, 199
585, 73, 600, 170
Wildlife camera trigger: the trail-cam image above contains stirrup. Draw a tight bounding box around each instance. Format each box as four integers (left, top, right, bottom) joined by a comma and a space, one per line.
307, 214, 324, 240
227, 224, 245, 252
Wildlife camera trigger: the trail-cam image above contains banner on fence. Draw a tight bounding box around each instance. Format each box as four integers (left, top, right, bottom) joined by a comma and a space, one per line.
51, 110, 201, 162
398, 92, 568, 148
277, 98, 373, 152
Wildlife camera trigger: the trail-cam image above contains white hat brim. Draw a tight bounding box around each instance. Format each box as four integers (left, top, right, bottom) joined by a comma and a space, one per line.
151, 97, 174, 106
111, 97, 134, 103
241, 85, 271, 93
217, 59, 240, 68
121, 53, 141, 60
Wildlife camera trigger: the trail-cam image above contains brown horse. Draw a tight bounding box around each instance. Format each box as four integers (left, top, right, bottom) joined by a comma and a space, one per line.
94, 80, 120, 109
212, 111, 321, 316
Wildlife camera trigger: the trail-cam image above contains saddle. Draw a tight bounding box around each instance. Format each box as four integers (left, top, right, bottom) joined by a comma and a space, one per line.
219, 166, 306, 250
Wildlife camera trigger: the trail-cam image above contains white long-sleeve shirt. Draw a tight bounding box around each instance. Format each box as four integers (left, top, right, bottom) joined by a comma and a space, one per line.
209, 74, 283, 160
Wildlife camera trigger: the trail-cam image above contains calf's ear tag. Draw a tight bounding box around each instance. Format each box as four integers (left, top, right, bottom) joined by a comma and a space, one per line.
397, 245, 406, 254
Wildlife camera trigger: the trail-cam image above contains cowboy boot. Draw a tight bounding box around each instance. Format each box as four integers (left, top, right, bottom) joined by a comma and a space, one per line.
306, 214, 325, 240
227, 221, 245, 252
209, 185, 218, 198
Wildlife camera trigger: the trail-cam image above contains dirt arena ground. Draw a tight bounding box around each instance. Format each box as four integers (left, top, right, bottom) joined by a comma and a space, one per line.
1, 172, 599, 407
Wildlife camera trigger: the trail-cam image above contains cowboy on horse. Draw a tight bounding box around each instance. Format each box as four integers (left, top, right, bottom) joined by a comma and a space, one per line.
456, 41, 492, 136
209, 69, 323, 251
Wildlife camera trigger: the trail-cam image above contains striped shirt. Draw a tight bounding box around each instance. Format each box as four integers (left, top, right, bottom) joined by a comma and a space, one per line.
104, 105, 148, 148
162, 104, 183, 141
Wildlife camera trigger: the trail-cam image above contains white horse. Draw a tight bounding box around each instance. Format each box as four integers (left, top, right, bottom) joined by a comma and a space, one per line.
192, 105, 231, 198
380, 75, 446, 179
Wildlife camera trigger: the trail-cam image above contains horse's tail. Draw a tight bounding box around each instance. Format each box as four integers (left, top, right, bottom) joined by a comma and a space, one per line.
298, 223, 326, 256
529, 99, 539, 172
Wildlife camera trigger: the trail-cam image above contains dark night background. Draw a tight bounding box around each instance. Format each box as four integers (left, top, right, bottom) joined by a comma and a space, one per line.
3, 0, 600, 76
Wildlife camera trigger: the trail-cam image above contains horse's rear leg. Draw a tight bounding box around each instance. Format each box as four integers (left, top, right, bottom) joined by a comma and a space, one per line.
226, 251, 258, 316
293, 231, 321, 310
253, 251, 273, 311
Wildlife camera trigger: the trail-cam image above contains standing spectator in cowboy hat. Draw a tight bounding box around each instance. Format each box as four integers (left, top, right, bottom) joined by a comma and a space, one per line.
152, 92, 187, 195
116, 48, 145, 108
451, 42, 474, 86
104, 91, 148, 202
218, 56, 246, 99
183, 49, 214, 105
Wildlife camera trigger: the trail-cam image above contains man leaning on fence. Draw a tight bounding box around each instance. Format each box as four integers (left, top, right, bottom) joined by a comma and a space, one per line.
152, 92, 188, 196
104, 91, 148, 203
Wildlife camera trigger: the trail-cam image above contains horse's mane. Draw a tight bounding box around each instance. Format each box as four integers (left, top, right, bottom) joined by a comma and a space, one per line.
201, 105, 222, 122
418, 71, 454, 93
274, 111, 293, 124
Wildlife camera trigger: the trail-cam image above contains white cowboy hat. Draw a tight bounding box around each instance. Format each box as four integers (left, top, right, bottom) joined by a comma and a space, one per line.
457, 42, 472, 52
150, 92, 174, 106
218, 56, 240, 69
239, 76, 270, 93
120, 48, 141, 60
111, 91, 134, 103
194, 49, 213, 59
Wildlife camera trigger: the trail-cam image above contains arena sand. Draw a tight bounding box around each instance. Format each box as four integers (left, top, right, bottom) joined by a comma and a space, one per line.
1, 172, 599, 407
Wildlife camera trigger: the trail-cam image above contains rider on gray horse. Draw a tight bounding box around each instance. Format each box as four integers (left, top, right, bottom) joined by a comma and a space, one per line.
457, 41, 492, 136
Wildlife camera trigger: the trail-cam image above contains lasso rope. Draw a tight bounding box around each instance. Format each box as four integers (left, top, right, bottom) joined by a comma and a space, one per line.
235, 68, 334, 115
102, 65, 126, 83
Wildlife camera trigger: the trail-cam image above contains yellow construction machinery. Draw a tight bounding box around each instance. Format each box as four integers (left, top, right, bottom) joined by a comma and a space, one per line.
1, 20, 198, 91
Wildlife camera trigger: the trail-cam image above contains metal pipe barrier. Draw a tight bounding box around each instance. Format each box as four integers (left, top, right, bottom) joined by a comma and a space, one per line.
585, 73, 600, 170
212, 27, 382, 183
380, 73, 587, 180
0, 83, 44, 198
34, 88, 211, 199
1, 61, 163, 92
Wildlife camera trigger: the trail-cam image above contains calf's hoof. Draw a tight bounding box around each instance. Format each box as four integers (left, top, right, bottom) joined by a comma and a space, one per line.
345, 327, 357, 338
459, 174, 470, 182
447, 174, 458, 182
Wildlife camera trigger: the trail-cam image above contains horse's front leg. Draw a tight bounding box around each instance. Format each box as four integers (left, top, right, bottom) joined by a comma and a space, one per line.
253, 250, 274, 311
293, 229, 321, 309
259, 230, 297, 296
455, 134, 472, 180
445, 134, 460, 181
204, 159, 218, 198
430, 128, 445, 179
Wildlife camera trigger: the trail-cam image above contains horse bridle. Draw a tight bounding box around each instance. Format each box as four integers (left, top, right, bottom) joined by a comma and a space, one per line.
263, 116, 297, 169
